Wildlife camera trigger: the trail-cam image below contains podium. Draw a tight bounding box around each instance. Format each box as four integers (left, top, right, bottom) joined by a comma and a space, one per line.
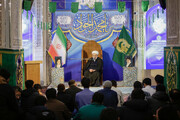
24, 61, 42, 84
123, 67, 137, 87
49, 67, 64, 88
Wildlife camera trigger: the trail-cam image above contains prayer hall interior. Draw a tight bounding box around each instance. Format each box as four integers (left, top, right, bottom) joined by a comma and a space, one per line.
0, 0, 180, 120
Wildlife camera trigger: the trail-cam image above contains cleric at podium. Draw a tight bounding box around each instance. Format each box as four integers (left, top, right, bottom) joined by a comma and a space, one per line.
84, 51, 103, 87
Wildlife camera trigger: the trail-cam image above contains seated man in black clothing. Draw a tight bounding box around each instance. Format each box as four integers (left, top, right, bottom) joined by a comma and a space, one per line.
84, 50, 103, 86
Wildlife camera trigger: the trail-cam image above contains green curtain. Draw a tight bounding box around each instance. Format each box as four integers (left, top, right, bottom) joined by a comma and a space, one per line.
142, 1, 149, 12
49, 2, 57, 13
0, 49, 25, 89
118, 1, 126, 13
71, 2, 79, 13
95, 2, 102, 13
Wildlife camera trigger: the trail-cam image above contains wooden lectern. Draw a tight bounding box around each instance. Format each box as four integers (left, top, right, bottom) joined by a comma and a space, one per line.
24, 61, 42, 84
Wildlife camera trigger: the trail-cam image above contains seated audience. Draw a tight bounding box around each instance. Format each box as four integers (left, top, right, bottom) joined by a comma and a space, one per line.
45, 88, 72, 120
75, 77, 94, 109
146, 84, 169, 114
127, 81, 150, 101
100, 107, 119, 120
155, 104, 180, 120
169, 89, 180, 113
25, 95, 48, 120
74, 92, 106, 120
155, 74, 164, 85
98, 80, 118, 108
0, 84, 19, 120
21, 80, 39, 112
12, 86, 22, 107
65, 80, 82, 111
0, 68, 10, 84
142, 78, 155, 96
57, 83, 73, 112
34, 84, 46, 97
111, 80, 124, 107
117, 89, 153, 120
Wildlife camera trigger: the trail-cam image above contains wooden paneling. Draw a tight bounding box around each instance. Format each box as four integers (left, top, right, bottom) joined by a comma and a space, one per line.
25, 61, 42, 84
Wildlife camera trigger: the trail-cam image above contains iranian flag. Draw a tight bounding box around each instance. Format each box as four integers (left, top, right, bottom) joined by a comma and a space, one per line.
48, 26, 67, 65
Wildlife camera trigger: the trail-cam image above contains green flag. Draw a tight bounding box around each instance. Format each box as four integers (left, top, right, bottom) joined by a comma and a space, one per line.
71, 2, 79, 13
0, 49, 25, 89
95, 2, 102, 13
113, 26, 137, 67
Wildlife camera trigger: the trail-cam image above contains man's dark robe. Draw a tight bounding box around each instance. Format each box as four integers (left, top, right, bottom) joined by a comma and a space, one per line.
83, 57, 103, 86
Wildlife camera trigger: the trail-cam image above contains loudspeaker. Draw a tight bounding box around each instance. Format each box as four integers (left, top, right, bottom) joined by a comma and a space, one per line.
22, 0, 34, 10
159, 0, 166, 9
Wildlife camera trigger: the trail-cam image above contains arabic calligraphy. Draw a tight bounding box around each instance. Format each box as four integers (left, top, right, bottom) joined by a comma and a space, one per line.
74, 13, 108, 33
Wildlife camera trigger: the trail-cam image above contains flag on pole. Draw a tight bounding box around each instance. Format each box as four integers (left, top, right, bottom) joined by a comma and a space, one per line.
48, 26, 67, 65
113, 26, 137, 67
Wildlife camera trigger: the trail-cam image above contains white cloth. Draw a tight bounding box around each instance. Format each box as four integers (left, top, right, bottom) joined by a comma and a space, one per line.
111, 87, 124, 107
92, 50, 99, 55
142, 85, 155, 96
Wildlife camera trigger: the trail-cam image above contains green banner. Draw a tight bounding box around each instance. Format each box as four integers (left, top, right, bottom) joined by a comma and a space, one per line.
49, 2, 57, 13
95, 2, 102, 13
113, 26, 137, 67
164, 47, 180, 91
142, 0, 149, 12
24, 1, 31, 11
71, 2, 79, 13
0, 49, 25, 89
118, 1, 126, 13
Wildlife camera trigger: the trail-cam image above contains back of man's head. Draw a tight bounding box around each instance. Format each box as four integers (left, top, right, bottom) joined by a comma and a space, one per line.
34, 95, 47, 106
158, 104, 179, 120
81, 77, 90, 88
92, 92, 104, 104
68, 80, 75, 87
156, 84, 166, 92
142, 78, 151, 86
103, 80, 112, 89
155, 74, 164, 85
111, 80, 117, 87
25, 80, 34, 89
133, 81, 143, 89
131, 89, 145, 100
46, 88, 56, 100
100, 107, 118, 120
0, 68, 10, 83
34, 84, 42, 91
169, 89, 180, 103
57, 84, 65, 93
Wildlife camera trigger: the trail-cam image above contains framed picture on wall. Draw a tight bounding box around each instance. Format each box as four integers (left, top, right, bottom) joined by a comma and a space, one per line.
55, 56, 62, 68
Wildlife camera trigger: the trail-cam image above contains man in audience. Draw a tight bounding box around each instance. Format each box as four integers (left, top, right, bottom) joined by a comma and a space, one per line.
142, 78, 155, 96
98, 80, 118, 108
117, 89, 153, 120
34, 84, 46, 97
57, 83, 73, 112
21, 80, 39, 112
75, 77, 94, 109
127, 81, 150, 100
74, 92, 106, 120
0, 68, 10, 84
100, 107, 119, 120
146, 84, 169, 114
46, 88, 72, 120
155, 75, 164, 85
111, 80, 124, 107
156, 104, 180, 120
169, 89, 180, 114
65, 80, 82, 111
12, 86, 22, 107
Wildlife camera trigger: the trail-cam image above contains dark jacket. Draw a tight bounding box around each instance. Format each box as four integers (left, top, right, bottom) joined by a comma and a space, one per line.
21, 88, 39, 112
65, 85, 82, 111
147, 91, 169, 114
117, 99, 153, 120
57, 92, 73, 112
84, 57, 103, 74
98, 88, 118, 108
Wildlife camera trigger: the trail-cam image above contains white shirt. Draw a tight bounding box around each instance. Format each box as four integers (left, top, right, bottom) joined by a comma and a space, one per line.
142, 85, 155, 96
111, 86, 124, 107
